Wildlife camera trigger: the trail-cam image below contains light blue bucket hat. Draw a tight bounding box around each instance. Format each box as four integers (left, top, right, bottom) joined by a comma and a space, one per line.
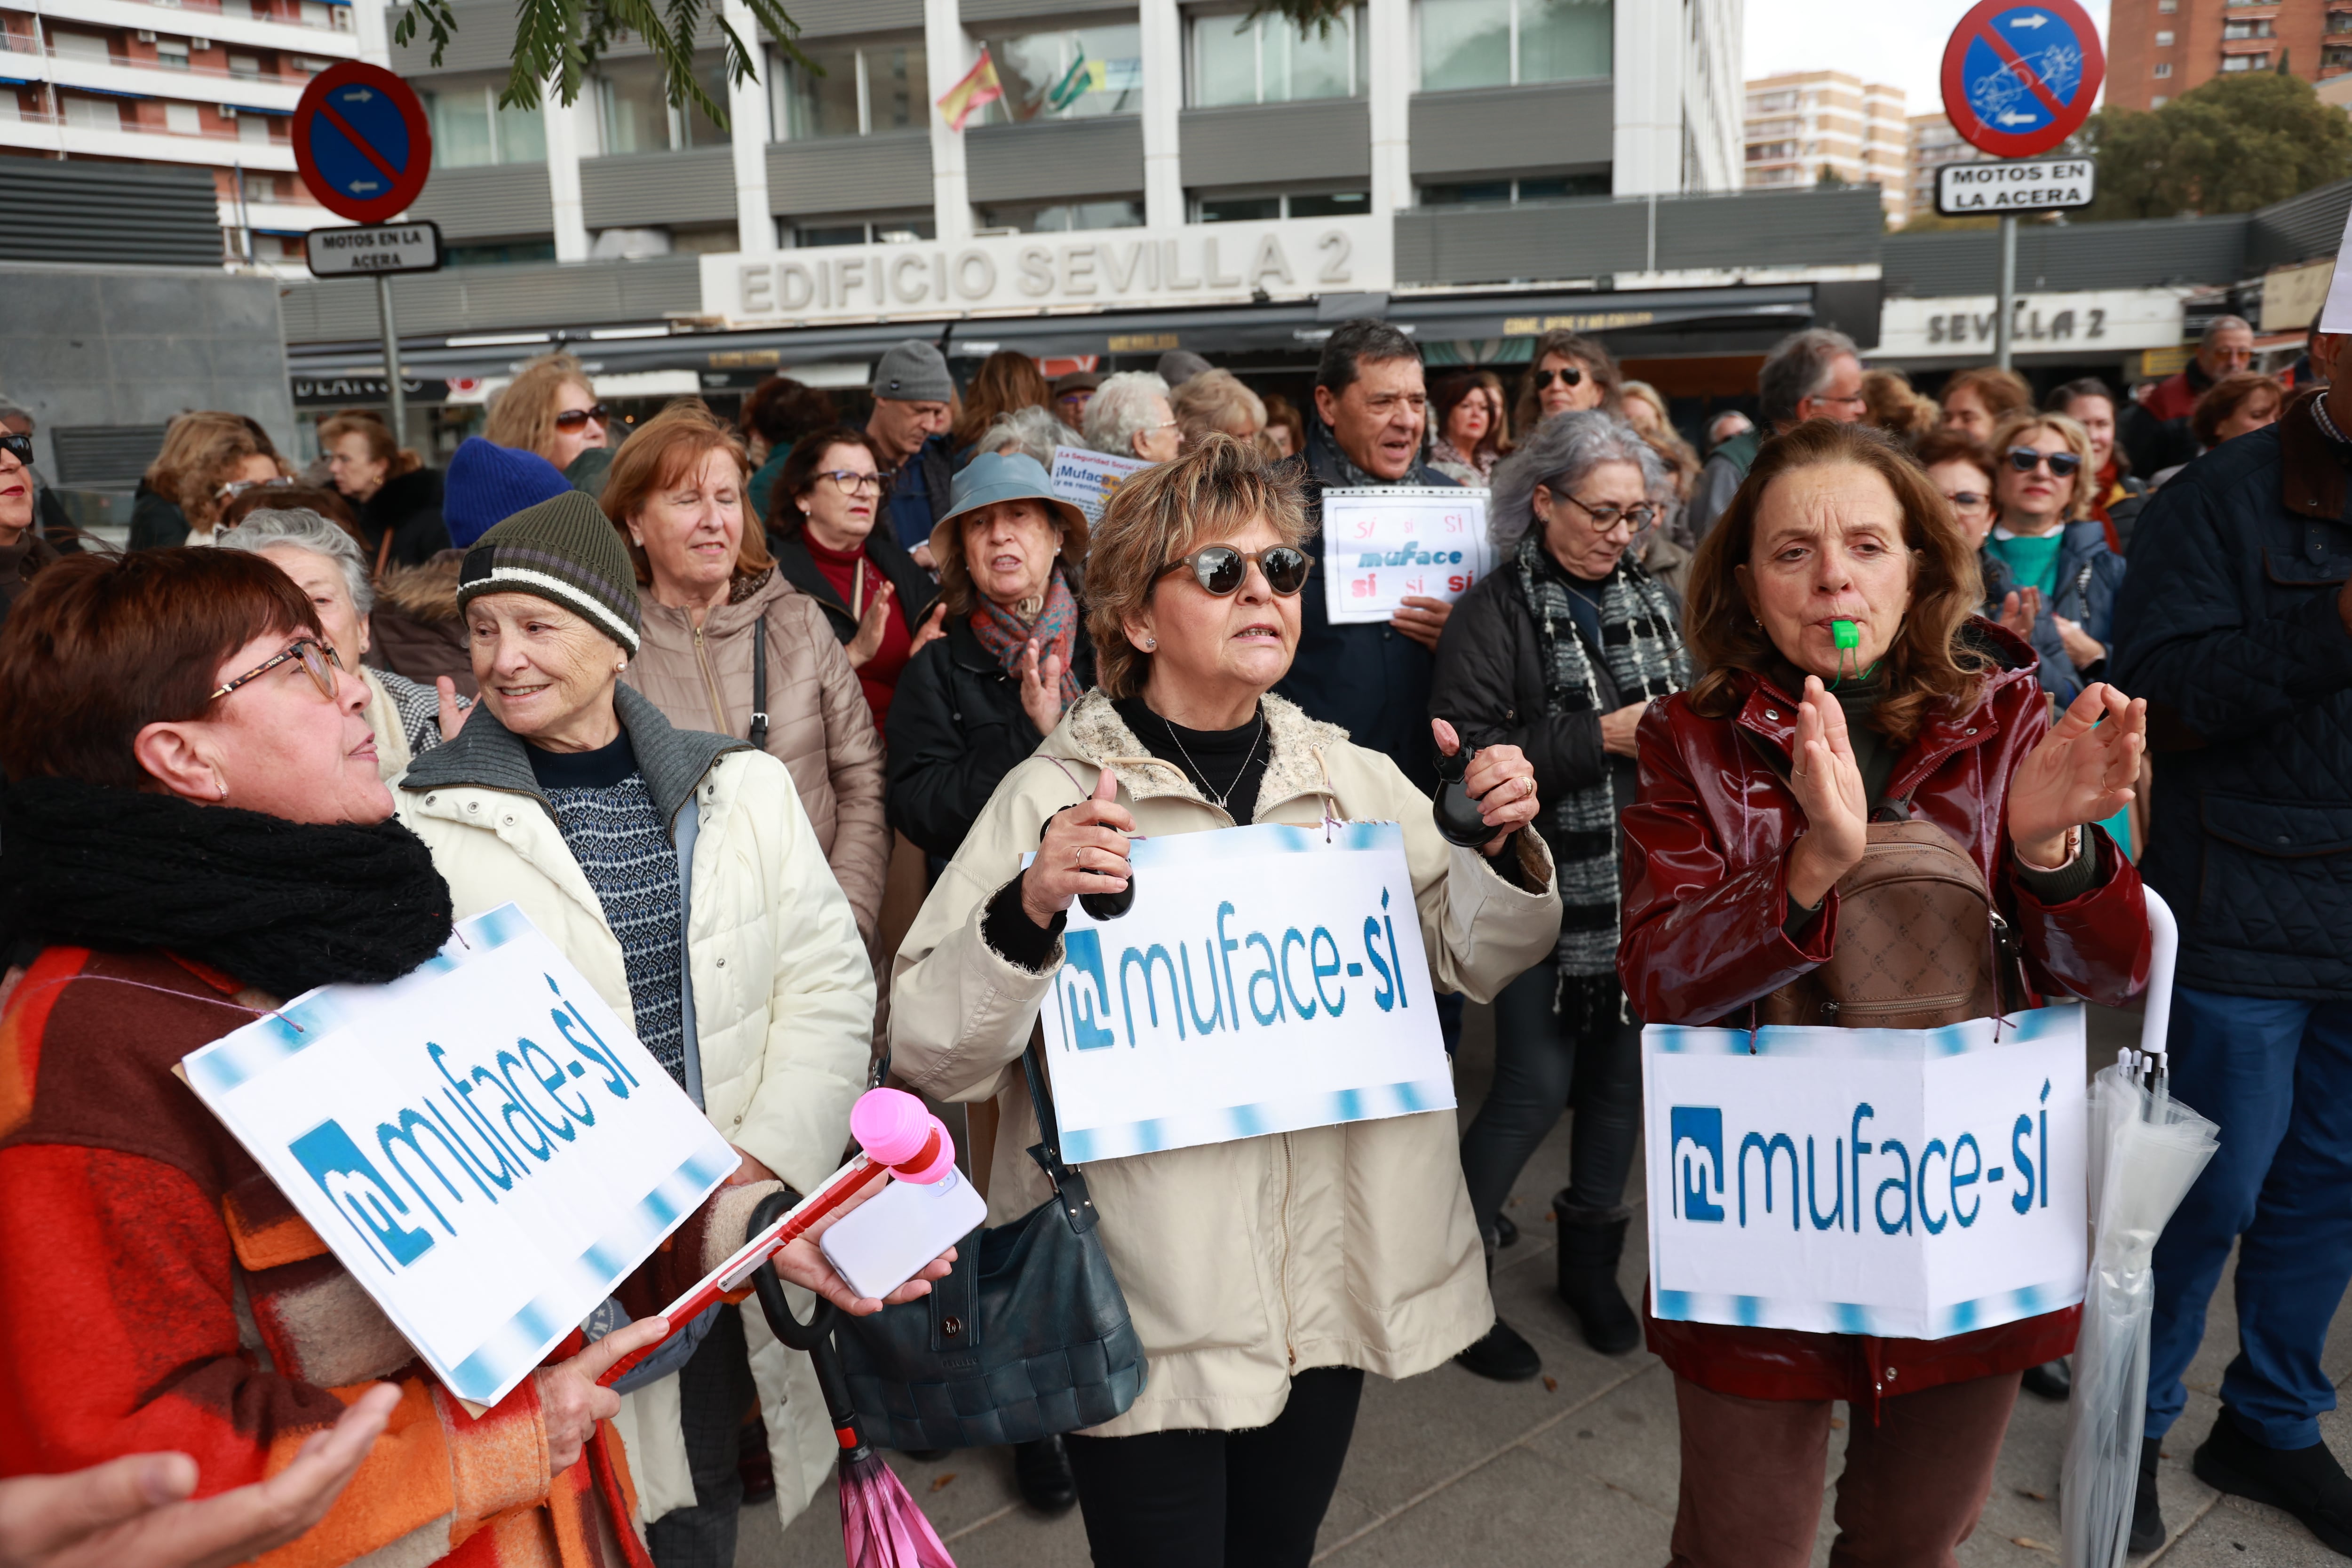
928, 450, 1090, 568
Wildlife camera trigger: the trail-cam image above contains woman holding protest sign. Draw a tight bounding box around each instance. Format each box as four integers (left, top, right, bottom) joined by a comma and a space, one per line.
1429, 410, 1690, 1379
391, 494, 916, 1566
0, 548, 929, 1568
1616, 419, 2151, 1567
889, 435, 1564, 1566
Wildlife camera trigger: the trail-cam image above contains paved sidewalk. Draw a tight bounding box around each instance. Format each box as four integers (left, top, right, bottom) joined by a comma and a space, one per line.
739, 1003, 2352, 1567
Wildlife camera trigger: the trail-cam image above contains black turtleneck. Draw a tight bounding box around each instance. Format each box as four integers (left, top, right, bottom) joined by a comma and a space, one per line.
1112, 698, 1270, 821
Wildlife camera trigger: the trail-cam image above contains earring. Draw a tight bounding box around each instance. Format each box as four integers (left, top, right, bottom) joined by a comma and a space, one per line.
1144, 637, 1158, 649
216, 781, 229, 802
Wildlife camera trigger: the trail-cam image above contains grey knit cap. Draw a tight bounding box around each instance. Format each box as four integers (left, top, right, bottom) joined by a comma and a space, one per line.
874, 340, 954, 403
456, 490, 644, 653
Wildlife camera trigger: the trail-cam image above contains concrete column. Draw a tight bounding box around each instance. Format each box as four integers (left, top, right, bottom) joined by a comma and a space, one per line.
1364, 0, 1410, 219
1139, 0, 1182, 226
725, 0, 775, 252
543, 79, 592, 262
1610, 0, 1681, 197
350, 0, 391, 68
923, 0, 972, 242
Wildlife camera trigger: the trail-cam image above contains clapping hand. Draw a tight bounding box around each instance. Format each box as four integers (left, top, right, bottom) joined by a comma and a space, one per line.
909, 603, 948, 655
2008, 682, 2145, 869
1785, 676, 1869, 909
1018, 636, 1067, 737
1999, 587, 2043, 643
2051, 614, 2106, 671
846, 583, 896, 669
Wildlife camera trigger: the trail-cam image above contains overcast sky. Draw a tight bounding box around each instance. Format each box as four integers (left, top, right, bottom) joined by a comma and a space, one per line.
1741, 0, 2114, 119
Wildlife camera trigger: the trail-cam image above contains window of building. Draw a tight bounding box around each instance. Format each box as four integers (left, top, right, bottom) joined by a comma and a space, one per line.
50, 31, 111, 63
2157, 0, 2176, 10
1417, 0, 1609, 91
164, 100, 199, 133
776, 41, 928, 138
2219, 52, 2267, 70
976, 27, 1142, 123
978, 199, 1146, 231
595, 54, 727, 153
2332, 12, 2352, 33
1418, 172, 1607, 205
238, 112, 273, 143
423, 76, 546, 166
792, 215, 937, 246
2151, 93, 2169, 106
1190, 9, 1363, 106
2221, 19, 2273, 38
2154, 30, 2173, 45
1195, 189, 1368, 220
155, 38, 191, 66
227, 51, 262, 77
2153, 61, 2173, 77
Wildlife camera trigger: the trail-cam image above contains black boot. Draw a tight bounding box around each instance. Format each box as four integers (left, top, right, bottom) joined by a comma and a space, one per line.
2129, 1434, 2164, 1554
1494, 1211, 1519, 1248
2195, 1411, 2352, 1555
1455, 1226, 1542, 1381
1012, 1433, 1078, 1513
2021, 1358, 2072, 1401
1555, 1199, 1641, 1356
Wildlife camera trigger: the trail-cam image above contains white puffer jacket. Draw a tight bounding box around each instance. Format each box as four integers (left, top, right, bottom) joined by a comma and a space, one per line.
394, 685, 873, 1532
889, 691, 1561, 1437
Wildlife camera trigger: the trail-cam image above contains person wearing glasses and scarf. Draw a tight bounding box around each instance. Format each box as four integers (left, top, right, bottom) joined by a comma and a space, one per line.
1429, 411, 1691, 1382
890, 436, 1562, 1565
1981, 409, 2125, 707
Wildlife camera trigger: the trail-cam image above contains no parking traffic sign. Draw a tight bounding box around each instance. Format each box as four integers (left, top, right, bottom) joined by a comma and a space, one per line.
293, 62, 433, 224
1940, 0, 2106, 160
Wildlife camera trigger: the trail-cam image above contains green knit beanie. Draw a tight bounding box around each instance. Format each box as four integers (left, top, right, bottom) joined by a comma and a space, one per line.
456, 490, 642, 653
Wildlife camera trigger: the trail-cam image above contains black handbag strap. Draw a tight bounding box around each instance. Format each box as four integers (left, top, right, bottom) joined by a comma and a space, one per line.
1021, 1042, 1099, 1234
748, 613, 770, 751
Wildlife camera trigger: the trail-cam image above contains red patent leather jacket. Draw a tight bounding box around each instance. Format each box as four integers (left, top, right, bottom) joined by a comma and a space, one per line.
1618, 621, 2151, 1409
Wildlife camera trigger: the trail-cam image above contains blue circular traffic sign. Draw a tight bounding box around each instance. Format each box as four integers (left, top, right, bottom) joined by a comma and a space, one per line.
293, 62, 433, 225
1940, 0, 2106, 160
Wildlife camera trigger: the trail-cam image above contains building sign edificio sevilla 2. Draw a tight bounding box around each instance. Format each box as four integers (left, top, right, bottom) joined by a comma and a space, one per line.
699, 216, 1393, 327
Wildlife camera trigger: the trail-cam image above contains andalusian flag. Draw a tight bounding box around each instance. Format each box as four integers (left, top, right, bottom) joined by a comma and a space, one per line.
936, 48, 1003, 132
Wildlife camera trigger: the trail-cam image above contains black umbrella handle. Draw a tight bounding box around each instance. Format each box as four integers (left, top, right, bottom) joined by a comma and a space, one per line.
745, 1190, 869, 1457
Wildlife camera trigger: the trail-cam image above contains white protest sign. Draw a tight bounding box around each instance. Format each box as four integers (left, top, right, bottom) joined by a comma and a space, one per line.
1036, 822, 1450, 1162
182, 904, 738, 1408
1645, 1006, 2087, 1341
1319, 487, 1492, 625
1049, 445, 1151, 526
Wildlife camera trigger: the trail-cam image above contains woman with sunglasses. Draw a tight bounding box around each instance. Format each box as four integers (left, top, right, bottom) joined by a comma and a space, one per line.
1429, 411, 1691, 1380
1512, 328, 1622, 438
483, 350, 613, 497
768, 426, 945, 730
0, 430, 57, 629
1983, 409, 2125, 705
890, 436, 1562, 1565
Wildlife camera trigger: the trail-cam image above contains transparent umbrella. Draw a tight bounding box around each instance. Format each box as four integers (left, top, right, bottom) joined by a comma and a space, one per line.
2061, 890, 2221, 1568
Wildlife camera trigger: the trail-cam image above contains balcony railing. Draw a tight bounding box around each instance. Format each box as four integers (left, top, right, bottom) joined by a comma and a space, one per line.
4, 103, 294, 147
2, 35, 319, 83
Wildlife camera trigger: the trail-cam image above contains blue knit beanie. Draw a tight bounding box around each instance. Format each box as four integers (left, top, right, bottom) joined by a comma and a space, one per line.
444, 437, 575, 548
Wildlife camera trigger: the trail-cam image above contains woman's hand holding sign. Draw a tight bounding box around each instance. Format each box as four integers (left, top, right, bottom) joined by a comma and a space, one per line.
1024, 767, 1134, 927
1431, 718, 1540, 855
540, 1317, 670, 1474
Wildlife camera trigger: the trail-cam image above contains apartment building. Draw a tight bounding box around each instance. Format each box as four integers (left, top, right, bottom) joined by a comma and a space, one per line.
1743, 69, 1906, 226
1905, 111, 1971, 223
0, 0, 371, 262
2107, 0, 2352, 111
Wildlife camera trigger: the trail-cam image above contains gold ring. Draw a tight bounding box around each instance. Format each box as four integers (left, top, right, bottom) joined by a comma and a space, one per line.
1521, 776, 1534, 800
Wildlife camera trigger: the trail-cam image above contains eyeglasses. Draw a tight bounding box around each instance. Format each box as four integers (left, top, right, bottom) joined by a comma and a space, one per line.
217, 477, 286, 501
2005, 446, 2083, 478
209, 637, 342, 704
553, 403, 611, 431
0, 433, 31, 466
1549, 487, 1660, 534
1942, 490, 1991, 513
1159, 544, 1315, 597
818, 470, 890, 496
1534, 367, 1584, 390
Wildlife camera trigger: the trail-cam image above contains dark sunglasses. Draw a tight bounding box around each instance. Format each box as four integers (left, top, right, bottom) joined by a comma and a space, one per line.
0, 432, 31, 466
553, 403, 611, 431
208, 637, 342, 703
1534, 366, 1584, 390
1943, 490, 1990, 512
1159, 544, 1315, 597
2005, 446, 2082, 478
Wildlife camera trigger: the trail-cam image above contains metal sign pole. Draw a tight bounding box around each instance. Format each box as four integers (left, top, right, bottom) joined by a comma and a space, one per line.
1994, 213, 2017, 371
376, 273, 406, 447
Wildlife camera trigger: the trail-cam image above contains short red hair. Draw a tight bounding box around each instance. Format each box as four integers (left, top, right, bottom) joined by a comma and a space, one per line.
0, 549, 320, 790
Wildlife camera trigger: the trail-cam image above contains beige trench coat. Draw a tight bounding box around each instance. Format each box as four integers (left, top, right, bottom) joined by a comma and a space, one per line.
888, 690, 1562, 1437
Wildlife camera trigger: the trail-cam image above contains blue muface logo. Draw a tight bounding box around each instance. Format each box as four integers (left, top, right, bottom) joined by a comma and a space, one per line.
1056, 928, 1117, 1051
289, 1118, 436, 1271
1671, 1106, 1726, 1223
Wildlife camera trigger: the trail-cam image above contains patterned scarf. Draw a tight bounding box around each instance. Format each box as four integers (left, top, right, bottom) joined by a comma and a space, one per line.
1514, 534, 1691, 1000
970, 564, 1084, 711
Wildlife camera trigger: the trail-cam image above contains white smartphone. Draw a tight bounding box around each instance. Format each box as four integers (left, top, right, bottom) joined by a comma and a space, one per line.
817, 1165, 987, 1301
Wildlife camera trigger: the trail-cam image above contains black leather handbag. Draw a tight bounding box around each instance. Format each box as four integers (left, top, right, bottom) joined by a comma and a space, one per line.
814, 1044, 1146, 1450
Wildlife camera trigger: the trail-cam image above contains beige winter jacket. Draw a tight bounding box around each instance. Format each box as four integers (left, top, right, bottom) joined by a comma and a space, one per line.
623, 569, 890, 946
889, 690, 1561, 1436
393, 686, 874, 1534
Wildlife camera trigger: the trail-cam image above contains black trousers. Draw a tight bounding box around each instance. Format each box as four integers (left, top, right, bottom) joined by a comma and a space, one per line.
646, 1306, 757, 1568
1062, 1365, 1365, 1568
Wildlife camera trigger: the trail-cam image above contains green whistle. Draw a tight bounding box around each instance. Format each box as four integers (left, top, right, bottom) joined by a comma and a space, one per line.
1832, 620, 1859, 651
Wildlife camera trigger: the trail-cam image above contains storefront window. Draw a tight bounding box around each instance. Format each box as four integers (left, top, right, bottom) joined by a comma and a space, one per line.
977, 26, 1142, 124
1190, 9, 1361, 106
1418, 0, 1609, 90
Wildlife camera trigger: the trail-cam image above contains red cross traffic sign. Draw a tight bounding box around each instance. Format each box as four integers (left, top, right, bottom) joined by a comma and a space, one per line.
293, 62, 433, 225
1940, 0, 2106, 160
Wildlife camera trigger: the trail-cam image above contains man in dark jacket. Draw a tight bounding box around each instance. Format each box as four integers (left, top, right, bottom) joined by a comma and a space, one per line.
2121, 314, 2253, 478
2109, 383, 2352, 1556
867, 340, 956, 561
1275, 319, 1458, 796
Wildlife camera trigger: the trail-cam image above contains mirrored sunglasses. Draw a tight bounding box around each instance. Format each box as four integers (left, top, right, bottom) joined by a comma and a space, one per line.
1160, 545, 1314, 597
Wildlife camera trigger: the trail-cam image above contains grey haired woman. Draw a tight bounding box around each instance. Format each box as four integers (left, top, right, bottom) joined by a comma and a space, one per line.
217, 507, 466, 777
1427, 409, 1691, 1380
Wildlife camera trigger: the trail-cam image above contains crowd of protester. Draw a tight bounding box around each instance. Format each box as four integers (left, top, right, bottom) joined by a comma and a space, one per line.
1, 299, 2348, 1568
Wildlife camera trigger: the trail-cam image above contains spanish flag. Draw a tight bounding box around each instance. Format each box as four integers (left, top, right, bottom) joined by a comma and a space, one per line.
936, 48, 1003, 132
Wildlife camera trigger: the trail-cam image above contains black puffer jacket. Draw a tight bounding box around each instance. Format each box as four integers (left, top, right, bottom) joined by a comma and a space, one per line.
885, 613, 1097, 860
355, 467, 449, 570
2109, 388, 2352, 1000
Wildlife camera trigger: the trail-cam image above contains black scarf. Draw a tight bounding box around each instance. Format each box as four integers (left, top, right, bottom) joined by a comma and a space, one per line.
0, 776, 454, 999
